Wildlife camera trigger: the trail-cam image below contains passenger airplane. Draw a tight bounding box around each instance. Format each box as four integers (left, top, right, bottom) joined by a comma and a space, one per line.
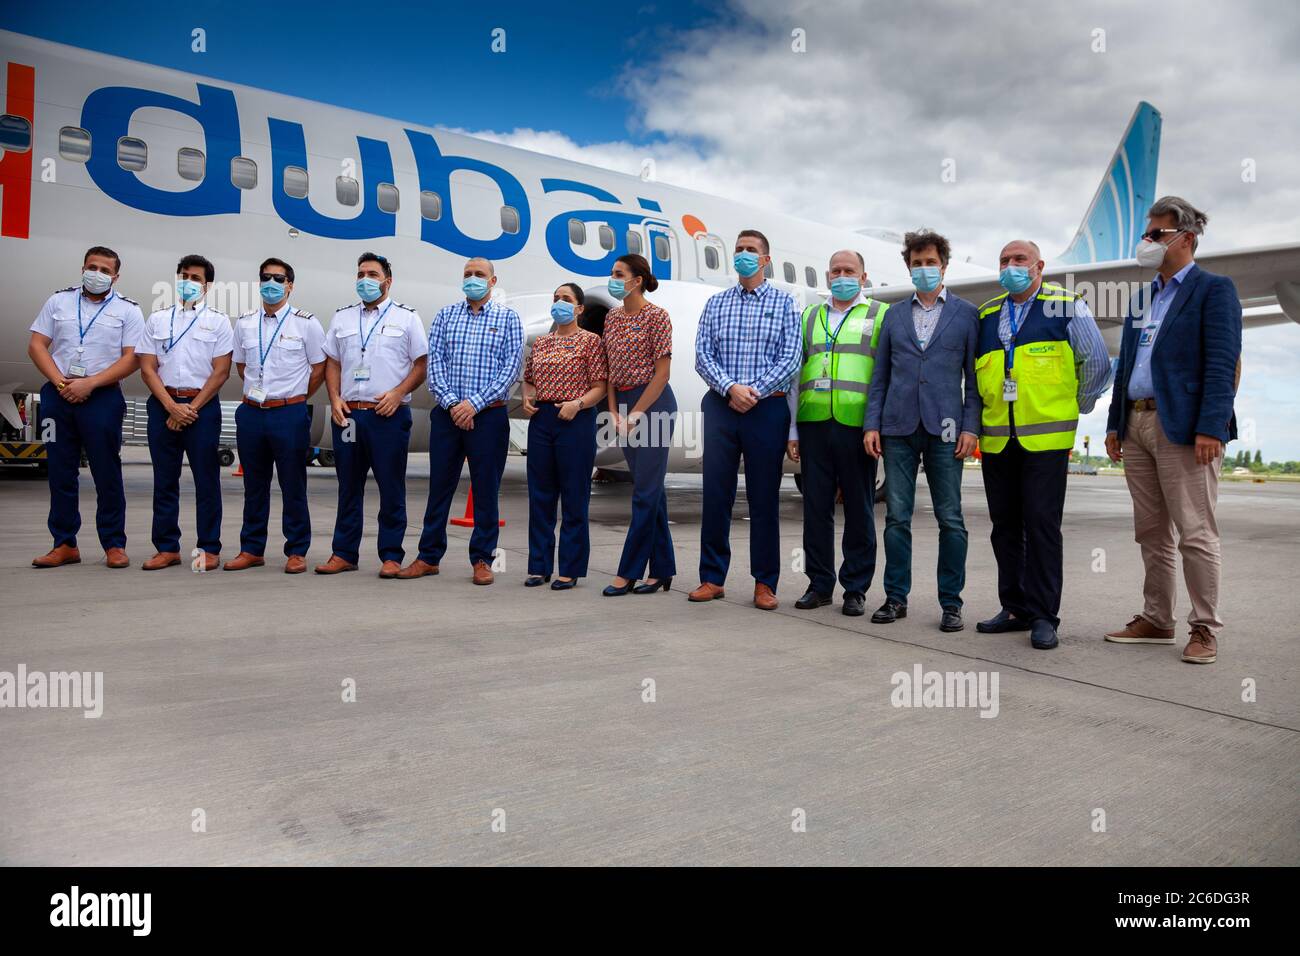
1, 30, 1297, 474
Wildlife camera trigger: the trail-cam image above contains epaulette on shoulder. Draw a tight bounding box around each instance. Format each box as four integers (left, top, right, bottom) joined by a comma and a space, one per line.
118, 295, 139, 306
292, 307, 315, 319
392, 301, 416, 313
55, 286, 77, 295
238, 309, 259, 321
334, 301, 361, 314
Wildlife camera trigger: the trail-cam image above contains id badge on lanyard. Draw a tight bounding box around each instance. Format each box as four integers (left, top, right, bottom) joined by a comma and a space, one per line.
1004, 299, 1028, 403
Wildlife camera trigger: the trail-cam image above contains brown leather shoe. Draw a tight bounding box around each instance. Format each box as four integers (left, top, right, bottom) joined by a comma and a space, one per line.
200, 552, 220, 572
688, 582, 725, 602
32, 545, 80, 568
1182, 625, 1218, 664
142, 551, 181, 571
396, 558, 439, 579
1105, 614, 1176, 644
284, 555, 307, 574
105, 547, 130, 569
378, 560, 402, 578
473, 560, 495, 585
754, 582, 779, 610
314, 554, 358, 575
223, 552, 265, 571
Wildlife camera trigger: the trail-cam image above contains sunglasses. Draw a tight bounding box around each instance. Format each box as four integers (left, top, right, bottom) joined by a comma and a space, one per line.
259, 273, 288, 283
1140, 228, 1181, 243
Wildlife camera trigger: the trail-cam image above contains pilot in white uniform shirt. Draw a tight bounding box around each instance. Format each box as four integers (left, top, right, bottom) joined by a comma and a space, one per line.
31, 286, 145, 381
231, 303, 326, 401
323, 299, 427, 403
137, 302, 234, 388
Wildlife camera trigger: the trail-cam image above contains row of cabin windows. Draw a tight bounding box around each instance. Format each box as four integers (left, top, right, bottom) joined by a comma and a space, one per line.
36, 122, 676, 260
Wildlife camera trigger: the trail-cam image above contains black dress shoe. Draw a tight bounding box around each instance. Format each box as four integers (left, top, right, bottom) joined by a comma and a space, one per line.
795, 589, 832, 610
842, 592, 866, 617
550, 577, 577, 590
525, 574, 551, 587
632, 577, 672, 594
871, 598, 907, 623
1030, 619, 1059, 649
940, 607, 964, 632
976, 608, 1033, 633
602, 580, 635, 596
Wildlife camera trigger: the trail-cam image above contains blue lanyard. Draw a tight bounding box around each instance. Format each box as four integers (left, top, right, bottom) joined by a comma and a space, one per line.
819, 302, 857, 352
359, 301, 392, 354
1005, 298, 1031, 370
77, 291, 115, 345
165, 305, 204, 353
258, 307, 292, 367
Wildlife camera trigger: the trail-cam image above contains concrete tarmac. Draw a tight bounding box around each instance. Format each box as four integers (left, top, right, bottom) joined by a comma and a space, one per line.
1, 450, 1297, 865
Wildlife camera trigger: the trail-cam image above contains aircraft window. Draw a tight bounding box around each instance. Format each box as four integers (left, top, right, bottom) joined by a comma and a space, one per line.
117, 136, 147, 172
763, 261, 774, 279
704, 246, 719, 270
805, 266, 817, 288
0, 114, 32, 153
626, 230, 642, 255
568, 218, 586, 246
501, 205, 520, 234
783, 261, 796, 283
598, 224, 615, 251
59, 126, 91, 162
230, 157, 258, 190
177, 147, 205, 182
283, 165, 308, 199
336, 176, 359, 207
653, 234, 670, 261
419, 190, 442, 220
377, 183, 399, 213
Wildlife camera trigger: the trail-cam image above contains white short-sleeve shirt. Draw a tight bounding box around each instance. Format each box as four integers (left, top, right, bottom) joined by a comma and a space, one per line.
323, 299, 427, 402
29, 288, 146, 378
136, 304, 234, 389
231, 303, 326, 399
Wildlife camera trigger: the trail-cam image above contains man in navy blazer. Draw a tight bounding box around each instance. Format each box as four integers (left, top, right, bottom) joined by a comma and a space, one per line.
1103, 196, 1242, 665
864, 230, 981, 632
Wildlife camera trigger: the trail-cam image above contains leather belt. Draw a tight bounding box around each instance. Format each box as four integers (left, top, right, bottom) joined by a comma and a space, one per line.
243, 394, 307, 408
346, 401, 379, 411
485, 400, 506, 408
1130, 398, 1157, 412
768, 391, 787, 398
165, 387, 200, 398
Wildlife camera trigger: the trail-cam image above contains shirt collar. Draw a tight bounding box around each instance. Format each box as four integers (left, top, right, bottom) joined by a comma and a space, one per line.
735, 279, 770, 298
910, 287, 948, 307
262, 301, 290, 321
1154, 259, 1196, 294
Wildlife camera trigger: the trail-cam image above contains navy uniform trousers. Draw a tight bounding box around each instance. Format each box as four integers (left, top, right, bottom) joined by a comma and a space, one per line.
526, 403, 597, 578
145, 394, 222, 555
235, 402, 312, 557
39, 381, 127, 550
699, 390, 790, 590
613, 383, 677, 581
980, 437, 1069, 627
329, 405, 412, 565
416, 403, 509, 567
798, 418, 878, 597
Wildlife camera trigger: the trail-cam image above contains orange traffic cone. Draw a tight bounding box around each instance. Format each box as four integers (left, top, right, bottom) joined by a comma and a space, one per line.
232, 463, 243, 476
450, 486, 505, 527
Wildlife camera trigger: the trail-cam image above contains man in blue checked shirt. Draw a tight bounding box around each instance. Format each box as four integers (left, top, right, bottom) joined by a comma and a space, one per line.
398, 257, 523, 585
690, 229, 803, 610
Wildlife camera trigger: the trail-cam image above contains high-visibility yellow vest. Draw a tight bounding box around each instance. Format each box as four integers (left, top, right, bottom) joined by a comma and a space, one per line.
797, 300, 886, 429
974, 282, 1081, 454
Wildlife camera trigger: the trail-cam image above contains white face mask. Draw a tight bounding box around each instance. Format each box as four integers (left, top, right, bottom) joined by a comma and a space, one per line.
1135, 232, 1182, 269
82, 269, 114, 295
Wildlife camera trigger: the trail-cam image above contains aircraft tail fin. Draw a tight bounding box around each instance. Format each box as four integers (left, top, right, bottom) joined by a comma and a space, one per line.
1059, 101, 1162, 264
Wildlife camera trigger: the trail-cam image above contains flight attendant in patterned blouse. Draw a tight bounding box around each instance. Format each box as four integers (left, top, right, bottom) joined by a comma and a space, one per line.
602, 254, 677, 596
521, 283, 608, 589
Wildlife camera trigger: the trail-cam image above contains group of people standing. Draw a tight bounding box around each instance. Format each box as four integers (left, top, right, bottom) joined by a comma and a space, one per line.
25, 195, 1241, 665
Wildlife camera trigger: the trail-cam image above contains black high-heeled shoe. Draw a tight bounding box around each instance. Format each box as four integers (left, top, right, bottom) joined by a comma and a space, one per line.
550, 577, 578, 591
525, 574, 551, 587
632, 577, 672, 594
602, 579, 636, 596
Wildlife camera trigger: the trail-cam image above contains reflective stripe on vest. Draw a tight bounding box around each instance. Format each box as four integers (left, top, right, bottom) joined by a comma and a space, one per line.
797, 300, 885, 428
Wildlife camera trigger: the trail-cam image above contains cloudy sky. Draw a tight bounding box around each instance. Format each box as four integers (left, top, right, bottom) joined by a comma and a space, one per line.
6, 0, 1299, 455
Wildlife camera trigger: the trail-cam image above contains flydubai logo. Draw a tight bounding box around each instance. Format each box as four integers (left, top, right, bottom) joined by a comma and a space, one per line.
0, 61, 34, 239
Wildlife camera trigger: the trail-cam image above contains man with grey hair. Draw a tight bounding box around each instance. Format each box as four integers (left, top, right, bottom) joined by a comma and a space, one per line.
1103, 197, 1242, 664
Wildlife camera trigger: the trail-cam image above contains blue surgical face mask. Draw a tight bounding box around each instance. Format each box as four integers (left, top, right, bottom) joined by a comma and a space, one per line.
260, 279, 286, 304
551, 300, 576, 324
733, 251, 761, 277
356, 276, 384, 303
910, 266, 941, 293
829, 276, 862, 300
176, 278, 203, 303
999, 266, 1033, 294
82, 269, 113, 295
607, 277, 627, 300
463, 276, 490, 301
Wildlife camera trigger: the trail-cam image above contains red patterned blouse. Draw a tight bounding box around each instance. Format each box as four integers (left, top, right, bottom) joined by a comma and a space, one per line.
523, 328, 608, 402
603, 302, 673, 389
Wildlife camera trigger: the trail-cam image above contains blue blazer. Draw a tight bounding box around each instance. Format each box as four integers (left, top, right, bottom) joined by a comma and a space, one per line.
865, 293, 981, 437
1105, 265, 1242, 444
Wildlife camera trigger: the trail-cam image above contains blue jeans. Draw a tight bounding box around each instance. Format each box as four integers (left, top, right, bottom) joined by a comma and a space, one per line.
882, 429, 967, 608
